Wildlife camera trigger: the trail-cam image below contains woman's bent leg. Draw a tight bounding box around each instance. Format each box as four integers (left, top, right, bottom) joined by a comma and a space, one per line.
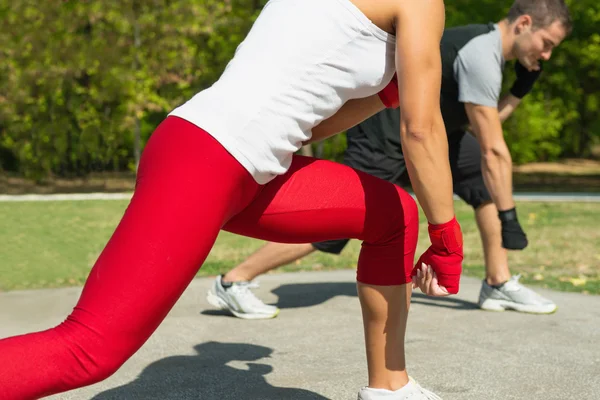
224, 155, 419, 391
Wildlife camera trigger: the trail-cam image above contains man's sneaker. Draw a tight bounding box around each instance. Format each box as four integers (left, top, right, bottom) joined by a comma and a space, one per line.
206, 275, 280, 319
358, 378, 442, 400
478, 275, 557, 314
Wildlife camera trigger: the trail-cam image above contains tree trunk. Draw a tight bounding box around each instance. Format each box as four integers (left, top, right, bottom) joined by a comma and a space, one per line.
134, 118, 141, 171
316, 141, 325, 158
133, 7, 142, 171
300, 144, 313, 157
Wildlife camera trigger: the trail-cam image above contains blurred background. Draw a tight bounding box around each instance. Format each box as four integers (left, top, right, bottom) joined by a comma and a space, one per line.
0, 0, 599, 194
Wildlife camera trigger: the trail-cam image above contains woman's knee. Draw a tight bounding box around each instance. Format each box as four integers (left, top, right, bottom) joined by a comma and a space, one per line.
366, 188, 418, 246
356, 188, 419, 286
54, 319, 138, 388
401, 190, 419, 249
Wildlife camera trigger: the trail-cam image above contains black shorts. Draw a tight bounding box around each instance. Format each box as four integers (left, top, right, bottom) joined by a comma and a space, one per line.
312, 129, 492, 255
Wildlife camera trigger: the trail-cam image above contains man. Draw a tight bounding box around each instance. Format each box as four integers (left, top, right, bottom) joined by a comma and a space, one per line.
206, 0, 572, 319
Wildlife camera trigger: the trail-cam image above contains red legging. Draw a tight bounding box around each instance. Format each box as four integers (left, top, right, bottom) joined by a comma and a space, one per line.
0, 116, 418, 399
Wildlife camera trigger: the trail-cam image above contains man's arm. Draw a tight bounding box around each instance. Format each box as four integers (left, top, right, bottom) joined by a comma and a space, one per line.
497, 61, 543, 122
463, 93, 519, 132
464, 93, 519, 132
465, 103, 515, 211
307, 95, 384, 144
465, 103, 528, 249
497, 94, 521, 122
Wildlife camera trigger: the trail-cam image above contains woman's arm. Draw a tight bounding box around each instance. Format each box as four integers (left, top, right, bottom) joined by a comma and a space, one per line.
306, 94, 385, 144
394, 0, 453, 224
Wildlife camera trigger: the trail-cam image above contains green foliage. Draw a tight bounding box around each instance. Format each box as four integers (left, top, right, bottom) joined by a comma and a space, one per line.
0, 0, 598, 178
0, 0, 265, 179
503, 93, 566, 163
549, 0, 600, 158
312, 133, 347, 163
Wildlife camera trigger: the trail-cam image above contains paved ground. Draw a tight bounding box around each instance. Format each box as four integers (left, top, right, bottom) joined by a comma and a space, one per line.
1, 270, 599, 399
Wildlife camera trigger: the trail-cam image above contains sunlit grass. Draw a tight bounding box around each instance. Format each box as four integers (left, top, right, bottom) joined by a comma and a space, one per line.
1, 200, 598, 294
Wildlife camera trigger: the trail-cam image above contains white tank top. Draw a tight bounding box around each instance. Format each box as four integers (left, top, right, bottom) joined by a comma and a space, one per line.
169, 0, 396, 184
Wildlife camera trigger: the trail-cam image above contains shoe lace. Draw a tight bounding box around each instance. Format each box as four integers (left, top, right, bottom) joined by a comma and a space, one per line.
502, 275, 552, 305
502, 274, 523, 292
230, 281, 265, 307
418, 386, 443, 400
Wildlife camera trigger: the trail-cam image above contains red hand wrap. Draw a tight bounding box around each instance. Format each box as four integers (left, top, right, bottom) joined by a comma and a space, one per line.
412, 216, 464, 294
377, 74, 399, 109
428, 217, 463, 253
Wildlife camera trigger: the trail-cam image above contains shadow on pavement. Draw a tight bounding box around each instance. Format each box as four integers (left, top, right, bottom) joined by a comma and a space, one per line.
92, 341, 328, 400
202, 281, 478, 317
272, 282, 477, 311
410, 292, 478, 310
273, 282, 357, 309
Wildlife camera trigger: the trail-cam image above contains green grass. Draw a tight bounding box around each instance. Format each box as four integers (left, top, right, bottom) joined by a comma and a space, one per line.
1, 200, 599, 294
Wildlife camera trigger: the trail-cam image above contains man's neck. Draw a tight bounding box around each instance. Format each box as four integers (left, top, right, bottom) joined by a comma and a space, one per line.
497, 19, 516, 60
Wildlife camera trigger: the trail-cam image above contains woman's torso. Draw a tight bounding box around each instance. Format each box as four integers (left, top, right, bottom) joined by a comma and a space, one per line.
169, 0, 397, 184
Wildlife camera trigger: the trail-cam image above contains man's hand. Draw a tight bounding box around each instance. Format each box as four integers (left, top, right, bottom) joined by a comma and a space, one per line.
411, 217, 464, 295
498, 207, 528, 250
510, 61, 543, 99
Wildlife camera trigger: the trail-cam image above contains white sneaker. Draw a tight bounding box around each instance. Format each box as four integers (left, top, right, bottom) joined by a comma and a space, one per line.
358, 378, 442, 400
479, 275, 557, 314
206, 275, 280, 320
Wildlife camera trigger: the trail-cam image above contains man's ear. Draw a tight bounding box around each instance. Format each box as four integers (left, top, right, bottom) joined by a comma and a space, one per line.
515, 14, 533, 34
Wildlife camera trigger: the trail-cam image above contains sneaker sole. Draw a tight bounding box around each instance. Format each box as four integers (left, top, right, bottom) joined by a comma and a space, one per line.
206, 290, 280, 320
479, 298, 558, 314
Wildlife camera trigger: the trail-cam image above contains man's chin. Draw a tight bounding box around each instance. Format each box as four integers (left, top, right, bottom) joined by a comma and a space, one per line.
521, 58, 539, 71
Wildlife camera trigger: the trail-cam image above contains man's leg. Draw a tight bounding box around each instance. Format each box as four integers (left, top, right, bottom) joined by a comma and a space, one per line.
474, 201, 511, 285
450, 131, 557, 314
206, 240, 348, 319
206, 242, 314, 319
223, 242, 316, 283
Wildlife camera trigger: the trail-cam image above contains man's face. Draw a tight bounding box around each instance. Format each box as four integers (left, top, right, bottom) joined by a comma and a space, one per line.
514, 18, 568, 70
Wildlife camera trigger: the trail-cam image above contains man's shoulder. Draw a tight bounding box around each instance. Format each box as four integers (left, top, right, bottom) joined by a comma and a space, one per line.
451, 25, 503, 70
444, 23, 495, 37
442, 23, 499, 54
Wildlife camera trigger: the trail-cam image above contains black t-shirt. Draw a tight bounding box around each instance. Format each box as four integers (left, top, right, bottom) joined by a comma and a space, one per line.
350, 23, 502, 160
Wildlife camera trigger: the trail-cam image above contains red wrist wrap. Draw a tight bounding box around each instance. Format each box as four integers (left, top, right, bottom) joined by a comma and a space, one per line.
428, 216, 463, 254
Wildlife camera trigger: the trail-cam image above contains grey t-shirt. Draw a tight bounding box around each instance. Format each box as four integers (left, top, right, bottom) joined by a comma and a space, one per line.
454, 25, 505, 108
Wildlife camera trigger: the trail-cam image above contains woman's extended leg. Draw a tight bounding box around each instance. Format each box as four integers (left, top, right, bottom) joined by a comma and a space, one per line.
0, 117, 262, 399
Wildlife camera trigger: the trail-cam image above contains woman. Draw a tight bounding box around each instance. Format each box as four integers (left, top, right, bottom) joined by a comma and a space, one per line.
0, 0, 462, 398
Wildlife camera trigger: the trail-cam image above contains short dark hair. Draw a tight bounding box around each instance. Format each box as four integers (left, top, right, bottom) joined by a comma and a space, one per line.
507, 0, 572, 34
